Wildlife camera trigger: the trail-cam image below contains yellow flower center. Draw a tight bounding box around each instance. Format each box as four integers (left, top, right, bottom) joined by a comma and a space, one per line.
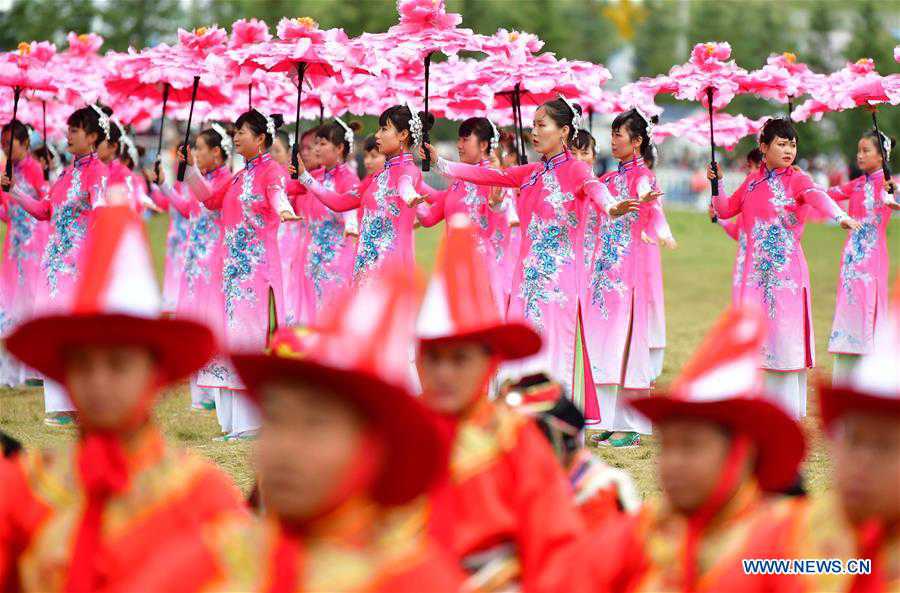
705, 43, 716, 55
294, 17, 318, 30
783, 52, 796, 63
856, 58, 869, 65
509, 32, 519, 41
17, 42, 31, 55
194, 26, 208, 36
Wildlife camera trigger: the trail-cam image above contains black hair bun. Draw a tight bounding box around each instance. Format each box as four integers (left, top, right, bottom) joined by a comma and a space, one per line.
650, 115, 660, 125
270, 114, 285, 131
348, 120, 364, 133
418, 111, 436, 133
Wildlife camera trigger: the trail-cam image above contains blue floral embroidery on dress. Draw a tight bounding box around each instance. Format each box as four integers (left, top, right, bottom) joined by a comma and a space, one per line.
734, 231, 747, 288
750, 220, 797, 319
491, 227, 505, 265
354, 169, 397, 280
8, 203, 35, 282
183, 207, 221, 296
306, 215, 343, 302
582, 207, 599, 268
839, 221, 878, 305
223, 172, 266, 319
42, 168, 92, 297
518, 169, 577, 329
589, 171, 636, 318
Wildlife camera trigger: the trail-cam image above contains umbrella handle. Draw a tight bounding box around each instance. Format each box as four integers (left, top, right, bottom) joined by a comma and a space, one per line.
155, 83, 171, 182
291, 62, 307, 181
706, 87, 719, 223
3, 87, 21, 191
421, 52, 435, 172
871, 110, 894, 194
177, 76, 201, 182
514, 83, 527, 165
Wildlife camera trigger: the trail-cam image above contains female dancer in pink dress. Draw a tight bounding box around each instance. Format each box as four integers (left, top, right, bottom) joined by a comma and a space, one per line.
272, 130, 307, 326
419, 117, 509, 312
295, 105, 434, 285
299, 118, 363, 323
710, 118, 860, 419
423, 98, 640, 398
581, 109, 664, 447
97, 110, 154, 212
1, 106, 109, 425
826, 130, 899, 382
186, 109, 299, 440
0, 120, 49, 386
155, 160, 190, 314
161, 125, 232, 412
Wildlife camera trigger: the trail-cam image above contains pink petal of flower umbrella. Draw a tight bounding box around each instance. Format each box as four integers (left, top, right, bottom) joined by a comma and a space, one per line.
356, 0, 491, 170
629, 42, 750, 210
227, 18, 272, 111
106, 26, 230, 181
227, 17, 365, 178
738, 52, 827, 116
797, 58, 899, 191
653, 112, 767, 151
0, 41, 58, 188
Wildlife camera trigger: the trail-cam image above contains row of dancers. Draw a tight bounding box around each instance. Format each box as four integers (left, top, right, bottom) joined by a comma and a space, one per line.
0, 97, 896, 445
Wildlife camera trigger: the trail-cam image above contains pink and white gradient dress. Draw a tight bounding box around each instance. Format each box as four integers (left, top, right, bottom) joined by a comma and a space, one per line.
419, 159, 508, 313
435, 150, 613, 398
714, 164, 850, 418
9, 152, 108, 413
299, 152, 432, 285
826, 169, 895, 359
0, 156, 49, 385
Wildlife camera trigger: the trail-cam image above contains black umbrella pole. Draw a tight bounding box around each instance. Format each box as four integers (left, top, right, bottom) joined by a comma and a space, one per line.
177, 76, 201, 182
3, 87, 21, 190
706, 87, 719, 223
291, 63, 307, 180
422, 52, 433, 172
42, 99, 49, 180
871, 110, 894, 194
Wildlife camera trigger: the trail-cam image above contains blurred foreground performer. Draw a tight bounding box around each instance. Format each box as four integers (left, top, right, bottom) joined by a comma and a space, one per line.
568, 306, 808, 593
113, 265, 465, 593
0, 207, 245, 592
502, 374, 641, 527
789, 283, 900, 592
416, 216, 584, 593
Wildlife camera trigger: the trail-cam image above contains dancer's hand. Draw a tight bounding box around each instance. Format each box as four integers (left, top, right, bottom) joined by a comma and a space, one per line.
0, 173, 12, 189
419, 143, 438, 164
706, 164, 722, 181
660, 236, 678, 250
840, 217, 862, 231
609, 199, 639, 217
640, 189, 663, 203
640, 231, 655, 245
280, 210, 302, 222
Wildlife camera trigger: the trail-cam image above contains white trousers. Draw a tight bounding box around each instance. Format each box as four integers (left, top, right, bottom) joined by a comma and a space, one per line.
43, 378, 75, 414
763, 369, 808, 420
596, 385, 653, 434
832, 354, 860, 387
215, 388, 260, 437
649, 348, 665, 382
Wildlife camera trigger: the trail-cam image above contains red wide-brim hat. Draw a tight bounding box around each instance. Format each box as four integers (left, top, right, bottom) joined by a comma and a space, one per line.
231, 352, 447, 507
418, 321, 542, 361
630, 395, 806, 492
818, 383, 900, 429
5, 313, 217, 385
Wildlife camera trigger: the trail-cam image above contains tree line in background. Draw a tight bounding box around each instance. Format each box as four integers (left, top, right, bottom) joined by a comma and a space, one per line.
0, 0, 897, 168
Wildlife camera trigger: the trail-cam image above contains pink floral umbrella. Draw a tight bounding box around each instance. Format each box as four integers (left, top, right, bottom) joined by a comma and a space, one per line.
106, 26, 230, 180
0, 41, 58, 186
227, 17, 363, 177
356, 0, 491, 169
796, 58, 898, 191
739, 52, 827, 115
630, 42, 750, 205
653, 112, 767, 151
226, 18, 272, 112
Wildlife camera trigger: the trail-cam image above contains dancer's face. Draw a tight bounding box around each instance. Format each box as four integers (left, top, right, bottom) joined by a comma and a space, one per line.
315, 137, 343, 168
363, 149, 385, 176
531, 107, 568, 157
233, 123, 264, 160
193, 135, 220, 173
269, 137, 291, 167
856, 137, 883, 174
417, 341, 493, 414
832, 413, 900, 525
64, 345, 158, 431
255, 380, 365, 522
610, 126, 640, 161
300, 134, 319, 169
572, 146, 595, 167
761, 135, 797, 169
457, 133, 487, 165
97, 139, 118, 163
67, 125, 97, 156
0, 132, 28, 162
375, 120, 407, 157
658, 419, 740, 514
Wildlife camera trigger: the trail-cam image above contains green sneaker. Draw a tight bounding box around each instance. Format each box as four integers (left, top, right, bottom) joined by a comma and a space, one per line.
604, 432, 641, 448
200, 399, 216, 411
589, 431, 613, 445
213, 431, 258, 443
44, 413, 77, 427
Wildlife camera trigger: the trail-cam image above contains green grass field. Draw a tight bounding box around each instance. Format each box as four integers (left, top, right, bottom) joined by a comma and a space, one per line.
0, 210, 895, 497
